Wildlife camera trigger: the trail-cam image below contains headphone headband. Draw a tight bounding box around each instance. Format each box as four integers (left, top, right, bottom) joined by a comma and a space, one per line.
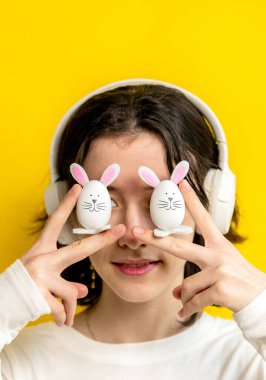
45, 78, 235, 241
50, 78, 228, 183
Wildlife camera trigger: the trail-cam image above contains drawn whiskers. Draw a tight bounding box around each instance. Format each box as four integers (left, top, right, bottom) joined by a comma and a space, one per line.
82, 201, 107, 212
82, 201, 93, 210
96, 202, 107, 212
173, 201, 182, 208
158, 199, 183, 210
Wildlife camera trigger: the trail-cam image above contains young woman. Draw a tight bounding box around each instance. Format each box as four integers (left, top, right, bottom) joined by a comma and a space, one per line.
0, 80, 265, 379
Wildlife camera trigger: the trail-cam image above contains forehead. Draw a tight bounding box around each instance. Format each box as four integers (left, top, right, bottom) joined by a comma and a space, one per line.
83, 133, 170, 190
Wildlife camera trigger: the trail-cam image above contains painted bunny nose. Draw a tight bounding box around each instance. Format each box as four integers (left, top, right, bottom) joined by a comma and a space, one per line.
168, 197, 173, 201
92, 199, 97, 203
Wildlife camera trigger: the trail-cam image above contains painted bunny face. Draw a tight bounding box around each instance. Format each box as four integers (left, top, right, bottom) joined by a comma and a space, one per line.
70, 163, 120, 232
138, 161, 190, 232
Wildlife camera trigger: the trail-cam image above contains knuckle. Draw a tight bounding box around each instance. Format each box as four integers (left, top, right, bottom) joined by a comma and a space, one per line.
181, 279, 190, 293
25, 257, 47, 280
68, 286, 78, 300
168, 238, 183, 252
53, 303, 66, 324
217, 264, 231, 277
71, 239, 84, 250
213, 282, 227, 302
191, 294, 201, 308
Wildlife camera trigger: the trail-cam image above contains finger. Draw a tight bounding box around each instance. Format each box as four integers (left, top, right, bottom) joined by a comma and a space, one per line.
179, 288, 215, 318
44, 292, 67, 326
54, 224, 126, 272
62, 298, 77, 326
62, 282, 89, 326
173, 285, 182, 299
179, 269, 214, 305
132, 227, 211, 268
179, 179, 224, 245
74, 282, 89, 299
39, 184, 82, 246
47, 277, 82, 326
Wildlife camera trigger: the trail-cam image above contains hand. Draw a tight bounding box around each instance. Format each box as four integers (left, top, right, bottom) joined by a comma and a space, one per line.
132, 179, 266, 318
20, 184, 125, 327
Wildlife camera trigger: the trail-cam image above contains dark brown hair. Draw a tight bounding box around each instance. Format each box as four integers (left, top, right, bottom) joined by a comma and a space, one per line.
54, 84, 247, 325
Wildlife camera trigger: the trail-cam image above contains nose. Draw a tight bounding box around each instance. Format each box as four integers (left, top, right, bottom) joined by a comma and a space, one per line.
92, 199, 97, 203
168, 197, 173, 201
117, 206, 147, 250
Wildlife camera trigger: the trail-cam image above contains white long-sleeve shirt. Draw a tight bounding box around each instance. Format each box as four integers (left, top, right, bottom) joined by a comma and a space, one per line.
0, 259, 265, 380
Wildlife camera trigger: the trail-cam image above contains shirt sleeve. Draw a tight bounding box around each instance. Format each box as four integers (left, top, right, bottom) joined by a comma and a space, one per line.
233, 288, 266, 361
0, 259, 51, 351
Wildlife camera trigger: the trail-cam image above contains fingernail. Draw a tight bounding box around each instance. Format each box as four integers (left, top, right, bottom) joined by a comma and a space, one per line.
180, 180, 190, 192
134, 226, 146, 234
173, 290, 181, 299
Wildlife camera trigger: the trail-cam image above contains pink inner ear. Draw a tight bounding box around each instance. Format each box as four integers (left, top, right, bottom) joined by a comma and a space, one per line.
172, 167, 186, 184
101, 167, 116, 186
72, 166, 88, 186
142, 171, 159, 187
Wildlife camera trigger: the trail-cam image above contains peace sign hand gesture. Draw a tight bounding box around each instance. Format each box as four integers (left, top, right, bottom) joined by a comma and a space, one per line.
20, 184, 125, 327
132, 179, 266, 318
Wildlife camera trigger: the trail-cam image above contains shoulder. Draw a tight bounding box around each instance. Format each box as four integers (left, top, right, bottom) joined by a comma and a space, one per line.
1, 322, 64, 379
196, 313, 262, 361
3, 322, 61, 354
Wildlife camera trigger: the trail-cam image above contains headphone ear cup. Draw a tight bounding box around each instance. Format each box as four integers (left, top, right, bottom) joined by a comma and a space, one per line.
44, 181, 77, 245
203, 168, 236, 235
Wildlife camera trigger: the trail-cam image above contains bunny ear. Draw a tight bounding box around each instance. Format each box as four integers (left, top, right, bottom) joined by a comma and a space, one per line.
100, 163, 120, 187
138, 166, 160, 188
70, 163, 89, 186
170, 160, 189, 184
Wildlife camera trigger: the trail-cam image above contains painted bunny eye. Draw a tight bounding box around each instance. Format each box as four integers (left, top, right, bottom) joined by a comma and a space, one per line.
165, 192, 168, 195
98, 194, 100, 197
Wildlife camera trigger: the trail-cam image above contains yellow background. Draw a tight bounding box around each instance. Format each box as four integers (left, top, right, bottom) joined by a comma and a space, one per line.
0, 0, 265, 326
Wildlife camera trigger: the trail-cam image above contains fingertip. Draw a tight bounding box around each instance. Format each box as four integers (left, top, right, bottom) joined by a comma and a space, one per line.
70, 183, 82, 195
77, 284, 89, 298
173, 286, 182, 299
179, 179, 191, 193
132, 227, 154, 241
132, 226, 146, 235
111, 224, 126, 237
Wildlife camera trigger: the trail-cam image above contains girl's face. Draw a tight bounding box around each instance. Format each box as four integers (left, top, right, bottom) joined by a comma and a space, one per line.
83, 133, 196, 304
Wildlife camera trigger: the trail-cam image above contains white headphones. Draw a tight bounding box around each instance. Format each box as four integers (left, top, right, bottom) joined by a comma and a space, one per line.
44, 78, 236, 245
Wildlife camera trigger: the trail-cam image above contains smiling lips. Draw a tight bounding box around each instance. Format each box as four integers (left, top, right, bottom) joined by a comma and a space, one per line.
112, 260, 161, 276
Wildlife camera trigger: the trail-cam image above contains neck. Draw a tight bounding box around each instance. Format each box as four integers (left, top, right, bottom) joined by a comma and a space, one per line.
81, 279, 189, 344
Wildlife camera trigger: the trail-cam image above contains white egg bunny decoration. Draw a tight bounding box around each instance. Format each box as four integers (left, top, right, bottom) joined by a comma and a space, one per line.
70, 163, 120, 235
138, 160, 194, 237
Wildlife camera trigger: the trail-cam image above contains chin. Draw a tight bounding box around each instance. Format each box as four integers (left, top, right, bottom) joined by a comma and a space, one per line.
113, 286, 163, 304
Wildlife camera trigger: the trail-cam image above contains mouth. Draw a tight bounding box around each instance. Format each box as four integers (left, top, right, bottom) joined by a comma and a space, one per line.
111, 260, 162, 276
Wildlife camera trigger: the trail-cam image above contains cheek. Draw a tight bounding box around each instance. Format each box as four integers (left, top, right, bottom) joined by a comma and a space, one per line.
89, 248, 110, 269
162, 251, 186, 275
